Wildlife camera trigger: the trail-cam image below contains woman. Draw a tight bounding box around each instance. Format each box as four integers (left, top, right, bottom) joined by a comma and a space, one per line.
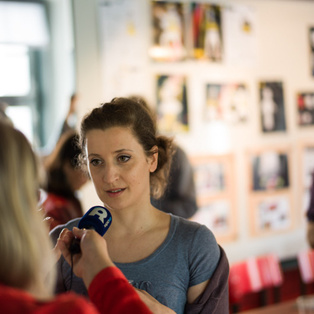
0, 121, 151, 314
50, 97, 229, 313
42, 130, 88, 230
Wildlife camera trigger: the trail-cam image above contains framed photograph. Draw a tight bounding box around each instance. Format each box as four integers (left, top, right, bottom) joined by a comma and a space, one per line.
249, 192, 293, 236
190, 154, 237, 242
205, 82, 249, 122
156, 74, 188, 133
191, 3, 222, 61
150, 1, 187, 62
258, 81, 286, 133
297, 92, 314, 126
248, 147, 290, 192
309, 27, 314, 77
298, 141, 314, 219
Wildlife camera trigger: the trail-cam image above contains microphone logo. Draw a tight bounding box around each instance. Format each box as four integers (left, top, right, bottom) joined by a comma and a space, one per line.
70, 205, 112, 254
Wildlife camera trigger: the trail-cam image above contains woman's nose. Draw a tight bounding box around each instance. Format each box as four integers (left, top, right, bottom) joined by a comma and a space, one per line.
102, 164, 119, 183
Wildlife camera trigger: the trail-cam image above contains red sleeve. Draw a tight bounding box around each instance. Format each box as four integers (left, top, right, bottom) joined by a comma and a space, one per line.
88, 267, 152, 314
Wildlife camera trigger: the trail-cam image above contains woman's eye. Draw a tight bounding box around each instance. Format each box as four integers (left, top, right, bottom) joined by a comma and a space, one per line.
118, 155, 130, 163
90, 159, 102, 166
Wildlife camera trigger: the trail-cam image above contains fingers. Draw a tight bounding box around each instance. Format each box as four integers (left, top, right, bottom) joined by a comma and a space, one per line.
56, 228, 76, 263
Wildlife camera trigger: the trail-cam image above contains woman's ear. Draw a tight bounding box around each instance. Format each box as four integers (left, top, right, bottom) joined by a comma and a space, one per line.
149, 146, 158, 173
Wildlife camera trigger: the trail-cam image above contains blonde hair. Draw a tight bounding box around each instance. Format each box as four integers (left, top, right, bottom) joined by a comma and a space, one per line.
0, 122, 56, 298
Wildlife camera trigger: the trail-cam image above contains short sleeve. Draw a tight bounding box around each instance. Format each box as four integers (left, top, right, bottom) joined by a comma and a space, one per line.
188, 225, 220, 287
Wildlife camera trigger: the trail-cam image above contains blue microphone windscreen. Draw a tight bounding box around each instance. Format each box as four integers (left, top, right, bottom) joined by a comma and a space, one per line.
78, 206, 112, 236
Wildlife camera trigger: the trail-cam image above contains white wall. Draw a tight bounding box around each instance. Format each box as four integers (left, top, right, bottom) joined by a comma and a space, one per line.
73, 0, 314, 264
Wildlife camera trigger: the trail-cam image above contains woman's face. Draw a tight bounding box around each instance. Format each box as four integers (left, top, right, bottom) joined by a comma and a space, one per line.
85, 126, 158, 211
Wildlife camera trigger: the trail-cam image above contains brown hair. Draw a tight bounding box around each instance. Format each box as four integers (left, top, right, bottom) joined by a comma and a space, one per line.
80, 97, 173, 198
44, 130, 86, 197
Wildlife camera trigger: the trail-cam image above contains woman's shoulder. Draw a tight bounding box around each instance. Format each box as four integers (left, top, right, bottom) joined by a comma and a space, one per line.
171, 215, 218, 245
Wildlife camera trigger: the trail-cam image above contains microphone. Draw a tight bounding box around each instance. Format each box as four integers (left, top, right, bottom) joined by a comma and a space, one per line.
69, 205, 112, 254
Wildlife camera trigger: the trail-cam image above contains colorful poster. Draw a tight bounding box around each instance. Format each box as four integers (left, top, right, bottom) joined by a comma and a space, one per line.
297, 92, 314, 126
205, 83, 249, 122
150, 1, 187, 61
156, 74, 188, 133
191, 3, 222, 61
258, 81, 286, 133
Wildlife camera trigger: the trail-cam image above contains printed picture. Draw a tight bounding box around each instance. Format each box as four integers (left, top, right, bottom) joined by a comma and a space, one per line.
190, 154, 236, 242
191, 200, 231, 236
156, 74, 188, 133
250, 150, 289, 191
193, 160, 226, 197
258, 81, 286, 133
205, 83, 249, 122
297, 92, 314, 126
253, 194, 292, 234
192, 3, 222, 61
299, 143, 314, 215
309, 27, 314, 76
150, 1, 187, 61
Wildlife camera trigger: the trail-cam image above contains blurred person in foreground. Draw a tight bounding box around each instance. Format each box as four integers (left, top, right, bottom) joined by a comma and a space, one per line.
0, 121, 151, 314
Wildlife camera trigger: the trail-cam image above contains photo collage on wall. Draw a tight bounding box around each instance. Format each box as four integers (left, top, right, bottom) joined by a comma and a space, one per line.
147, 3, 314, 240
189, 154, 237, 243
247, 147, 293, 236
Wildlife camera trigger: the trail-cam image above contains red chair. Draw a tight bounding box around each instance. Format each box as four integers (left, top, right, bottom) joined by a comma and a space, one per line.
297, 249, 314, 284
229, 254, 283, 312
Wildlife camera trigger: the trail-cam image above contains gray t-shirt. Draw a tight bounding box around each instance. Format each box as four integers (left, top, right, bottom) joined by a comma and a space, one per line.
50, 214, 220, 314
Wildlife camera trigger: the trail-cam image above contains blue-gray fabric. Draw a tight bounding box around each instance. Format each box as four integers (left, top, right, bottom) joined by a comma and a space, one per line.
50, 214, 220, 314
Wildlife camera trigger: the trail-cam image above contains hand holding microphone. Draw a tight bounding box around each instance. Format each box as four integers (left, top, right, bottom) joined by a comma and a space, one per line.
57, 206, 114, 288
70, 206, 112, 254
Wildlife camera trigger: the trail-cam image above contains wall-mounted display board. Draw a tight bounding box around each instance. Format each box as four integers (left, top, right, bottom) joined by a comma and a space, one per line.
189, 154, 237, 243
247, 146, 293, 236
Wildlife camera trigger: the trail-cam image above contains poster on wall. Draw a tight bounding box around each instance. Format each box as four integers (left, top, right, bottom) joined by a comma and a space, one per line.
190, 154, 237, 242
297, 92, 314, 126
249, 192, 293, 236
299, 142, 314, 218
222, 4, 257, 65
249, 149, 290, 192
309, 27, 314, 77
192, 200, 232, 239
205, 83, 249, 123
156, 74, 188, 133
247, 147, 293, 236
258, 81, 286, 133
191, 3, 222, 61
150, 1, 187, 62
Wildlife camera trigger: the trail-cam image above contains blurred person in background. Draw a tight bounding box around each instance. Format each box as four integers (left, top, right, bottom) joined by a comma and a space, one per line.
41, 130, 88, 230
130, 95, 198, 219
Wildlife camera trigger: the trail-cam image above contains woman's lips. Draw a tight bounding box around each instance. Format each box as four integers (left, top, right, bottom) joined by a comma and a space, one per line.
106, 188, 125, 197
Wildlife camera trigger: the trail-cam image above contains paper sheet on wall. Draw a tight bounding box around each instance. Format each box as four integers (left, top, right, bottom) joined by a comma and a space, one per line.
99, 0, 149, 98
222, 4, 257, 65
